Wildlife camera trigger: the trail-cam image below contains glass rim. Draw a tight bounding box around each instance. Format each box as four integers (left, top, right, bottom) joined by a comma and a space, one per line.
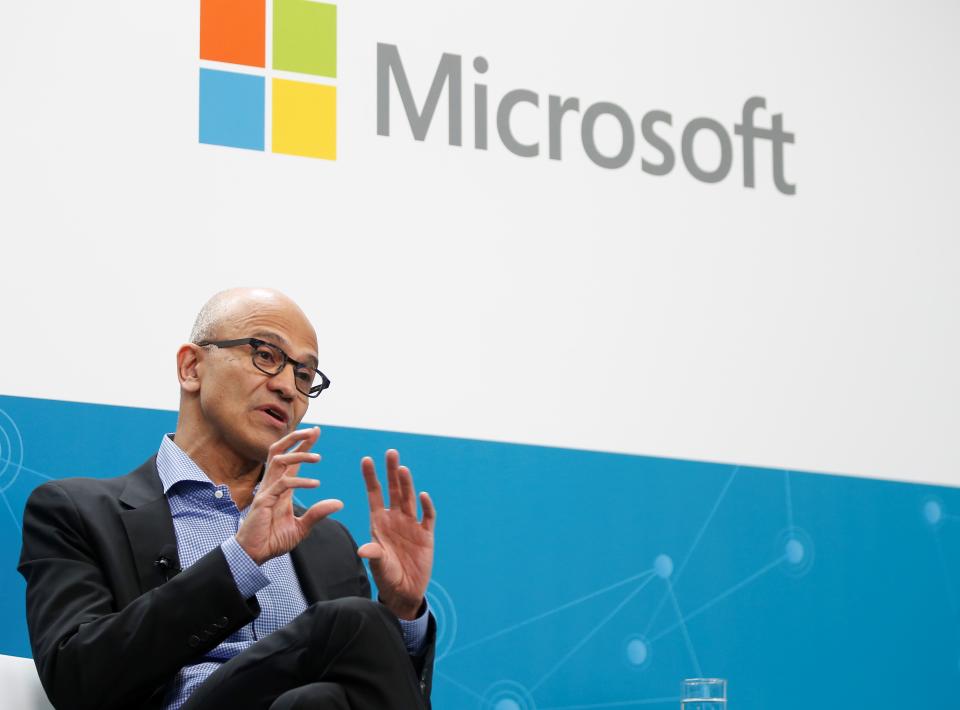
682, 679, 726, 684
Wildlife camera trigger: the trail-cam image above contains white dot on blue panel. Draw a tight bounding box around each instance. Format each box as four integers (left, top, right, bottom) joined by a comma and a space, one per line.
777, 527, 814, 578
482, 680, 536, 710
924, 500, 943, 526
654, 554, 673, 579
626, 638, 649, 665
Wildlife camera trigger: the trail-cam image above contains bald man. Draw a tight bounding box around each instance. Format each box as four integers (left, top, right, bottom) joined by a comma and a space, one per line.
18, 288, 437, 710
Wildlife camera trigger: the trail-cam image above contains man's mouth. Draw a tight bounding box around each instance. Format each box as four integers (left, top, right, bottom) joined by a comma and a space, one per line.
257, 405, 289, 426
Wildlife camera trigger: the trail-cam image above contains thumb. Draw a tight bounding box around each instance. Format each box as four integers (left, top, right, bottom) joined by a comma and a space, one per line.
357, 542, 384, 560
299, 498, 344, 529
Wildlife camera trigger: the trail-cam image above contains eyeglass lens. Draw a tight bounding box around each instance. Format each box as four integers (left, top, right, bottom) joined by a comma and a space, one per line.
250, 342, 320, 396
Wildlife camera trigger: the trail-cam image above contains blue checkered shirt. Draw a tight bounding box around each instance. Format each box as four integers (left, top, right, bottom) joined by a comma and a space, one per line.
156, 435, 428, 710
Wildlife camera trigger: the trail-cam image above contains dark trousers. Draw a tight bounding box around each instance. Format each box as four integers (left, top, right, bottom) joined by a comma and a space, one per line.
180, 597, 427, 710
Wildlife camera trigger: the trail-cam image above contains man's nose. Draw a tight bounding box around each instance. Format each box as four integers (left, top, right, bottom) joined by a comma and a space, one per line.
266, 362, 298, 399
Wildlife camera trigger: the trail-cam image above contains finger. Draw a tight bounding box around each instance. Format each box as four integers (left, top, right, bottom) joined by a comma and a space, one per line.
361, 456, 385, 511
419, 491, 436, 533
398, 466, 417, 517
269, 451, 321, 473
266, 477, 321, 496
265, 428, 320, 482
261, 451, 320, 488
298, 498, 344, 529
385, 449, 401, 509
288, 426, 321, 453
255, 475, 320, 505
356, 541, 384, 560
269, 426, 319, 456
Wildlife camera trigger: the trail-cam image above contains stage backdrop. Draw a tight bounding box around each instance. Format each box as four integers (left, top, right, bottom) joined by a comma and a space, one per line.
1, 1, 958, 709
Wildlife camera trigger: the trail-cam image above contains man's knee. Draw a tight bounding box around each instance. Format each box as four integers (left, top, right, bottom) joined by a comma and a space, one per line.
306, 597, 399, 643
324, 596, 389, 623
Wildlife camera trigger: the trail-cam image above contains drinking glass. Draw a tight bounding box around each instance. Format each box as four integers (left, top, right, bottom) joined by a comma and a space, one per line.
681, 678, 726, 710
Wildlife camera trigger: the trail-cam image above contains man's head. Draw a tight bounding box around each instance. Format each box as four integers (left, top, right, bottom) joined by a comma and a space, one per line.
175, 287, 320, 466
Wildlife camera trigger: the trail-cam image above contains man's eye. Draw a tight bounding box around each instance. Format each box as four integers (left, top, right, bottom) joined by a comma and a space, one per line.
295, 369, 313, 383
256, 349, 278, 363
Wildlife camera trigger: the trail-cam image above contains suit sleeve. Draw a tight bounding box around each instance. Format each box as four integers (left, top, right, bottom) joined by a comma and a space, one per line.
18, 482, 261, 710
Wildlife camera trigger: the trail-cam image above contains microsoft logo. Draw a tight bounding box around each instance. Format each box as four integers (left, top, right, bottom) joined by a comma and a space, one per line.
199, 0, 337, 160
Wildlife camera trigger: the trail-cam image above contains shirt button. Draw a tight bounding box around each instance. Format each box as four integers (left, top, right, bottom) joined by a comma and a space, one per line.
214, 490, 224, 499
188, 635, 201, 648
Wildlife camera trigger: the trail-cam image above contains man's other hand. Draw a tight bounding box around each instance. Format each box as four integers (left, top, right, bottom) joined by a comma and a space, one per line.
357, 450, 436, 620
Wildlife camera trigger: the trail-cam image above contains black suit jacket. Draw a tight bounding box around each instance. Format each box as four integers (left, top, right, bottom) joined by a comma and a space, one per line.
17, 457, 435, 710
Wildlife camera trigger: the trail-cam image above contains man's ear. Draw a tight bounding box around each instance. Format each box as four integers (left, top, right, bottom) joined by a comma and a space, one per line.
177, 344, 203, 393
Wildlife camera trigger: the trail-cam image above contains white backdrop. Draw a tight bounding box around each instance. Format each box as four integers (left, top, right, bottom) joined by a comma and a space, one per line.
1, 0, 958, 486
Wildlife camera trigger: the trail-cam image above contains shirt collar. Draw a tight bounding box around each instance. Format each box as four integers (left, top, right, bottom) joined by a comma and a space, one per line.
156, 434, 216, 494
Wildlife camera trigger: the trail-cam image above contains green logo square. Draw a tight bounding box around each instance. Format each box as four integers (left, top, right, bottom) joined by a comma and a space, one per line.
273, 0, 336, 78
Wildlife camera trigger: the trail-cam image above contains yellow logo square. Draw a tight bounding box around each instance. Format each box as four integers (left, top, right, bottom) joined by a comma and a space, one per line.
272, 78, 336, 160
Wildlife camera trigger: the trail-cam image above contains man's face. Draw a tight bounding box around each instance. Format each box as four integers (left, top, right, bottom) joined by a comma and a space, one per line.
196, 297, 320, 463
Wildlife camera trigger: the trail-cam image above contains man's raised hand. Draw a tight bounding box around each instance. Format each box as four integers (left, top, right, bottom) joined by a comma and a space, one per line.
357, 450, 436, 620
236, 427, 343, 565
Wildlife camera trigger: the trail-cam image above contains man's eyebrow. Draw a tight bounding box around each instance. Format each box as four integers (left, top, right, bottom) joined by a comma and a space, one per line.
252, 330, 319, 368
251, 330, 290, 349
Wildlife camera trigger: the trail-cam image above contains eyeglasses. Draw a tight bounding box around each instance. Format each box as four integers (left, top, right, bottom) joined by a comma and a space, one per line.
197, 338, 331, 398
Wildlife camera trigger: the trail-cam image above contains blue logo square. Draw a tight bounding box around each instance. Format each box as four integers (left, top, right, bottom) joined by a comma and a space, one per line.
199, 68, 265, 151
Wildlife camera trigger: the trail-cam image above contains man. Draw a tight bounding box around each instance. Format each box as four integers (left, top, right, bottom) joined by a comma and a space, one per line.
18, 287, 437, 710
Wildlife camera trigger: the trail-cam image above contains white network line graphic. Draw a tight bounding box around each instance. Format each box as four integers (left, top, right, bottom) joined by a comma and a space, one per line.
0, 488, 21, 536
436, 463, 810, 710
665, 580, 700, 678
0, 456, 58, 538
445, 568, 657, 660
528, 573, 659, 693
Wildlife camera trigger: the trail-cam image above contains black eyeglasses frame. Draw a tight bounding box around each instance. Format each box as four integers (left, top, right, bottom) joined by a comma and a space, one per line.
197, 337, 331, 399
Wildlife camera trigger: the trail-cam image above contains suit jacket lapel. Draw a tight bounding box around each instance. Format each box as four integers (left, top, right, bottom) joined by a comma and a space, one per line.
118, 457, 180, 596
113, 462, 352, 604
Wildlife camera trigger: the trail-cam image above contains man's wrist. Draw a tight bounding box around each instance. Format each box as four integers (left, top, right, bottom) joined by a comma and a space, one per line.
381, 595, 426, 621
222, 536, 270, 599
234, 530, 267, 566
396, 600, 431, 654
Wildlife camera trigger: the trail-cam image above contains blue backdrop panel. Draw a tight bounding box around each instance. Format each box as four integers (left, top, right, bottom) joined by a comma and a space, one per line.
0, 395, 956, 709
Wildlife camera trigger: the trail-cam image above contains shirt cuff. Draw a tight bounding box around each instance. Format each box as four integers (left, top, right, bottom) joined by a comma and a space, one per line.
396, 600, 431, 654
221, 536, 270, 599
